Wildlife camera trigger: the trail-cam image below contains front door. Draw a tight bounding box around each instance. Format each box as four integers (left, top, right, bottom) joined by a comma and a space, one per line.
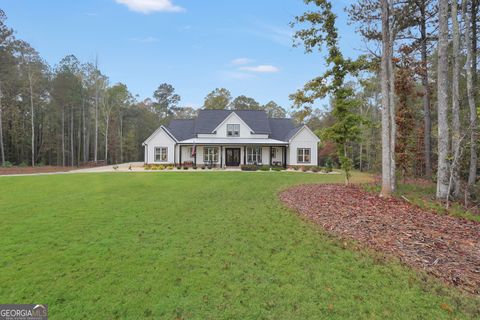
225, 148, 241, 166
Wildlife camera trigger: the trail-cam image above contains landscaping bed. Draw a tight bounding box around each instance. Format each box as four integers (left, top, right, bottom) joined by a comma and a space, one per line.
279, 184, 480, 294
0, 166, 73, 175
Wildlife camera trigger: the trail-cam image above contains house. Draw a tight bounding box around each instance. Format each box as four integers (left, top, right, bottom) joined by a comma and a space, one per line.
142, 109, 319, 168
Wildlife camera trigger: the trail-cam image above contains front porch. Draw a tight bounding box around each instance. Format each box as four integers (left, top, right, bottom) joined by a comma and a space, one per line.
176, 145, 288, 168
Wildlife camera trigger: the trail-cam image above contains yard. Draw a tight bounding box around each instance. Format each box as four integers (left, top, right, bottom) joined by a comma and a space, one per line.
0, 172, 478, 319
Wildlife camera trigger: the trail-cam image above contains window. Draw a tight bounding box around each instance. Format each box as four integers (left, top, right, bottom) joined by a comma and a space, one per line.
247, 147, 262, 164
227, 124, 240, 137
154, 147, 168, 162
203, 147, 219, 163
271, 148, 277, 158
297, 148, 311, 163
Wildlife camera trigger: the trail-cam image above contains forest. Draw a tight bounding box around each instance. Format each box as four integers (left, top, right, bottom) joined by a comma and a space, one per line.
289, 0, 479, 205
0, 9, 287, 168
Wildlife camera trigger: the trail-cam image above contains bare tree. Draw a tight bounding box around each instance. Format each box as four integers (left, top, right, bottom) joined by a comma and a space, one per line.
94, 56, 99, 163
436, 0, 450, 200
451, 0, 461, 197
380, 0, 397, 197
463, 0, 478, 195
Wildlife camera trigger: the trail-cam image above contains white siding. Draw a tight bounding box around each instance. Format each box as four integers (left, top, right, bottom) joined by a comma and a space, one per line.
288, 127, 319, 166
144, 128, 176, 164
215, 113, 256, 138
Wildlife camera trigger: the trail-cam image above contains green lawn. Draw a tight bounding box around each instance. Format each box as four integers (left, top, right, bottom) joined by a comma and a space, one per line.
1, 172, 478, 319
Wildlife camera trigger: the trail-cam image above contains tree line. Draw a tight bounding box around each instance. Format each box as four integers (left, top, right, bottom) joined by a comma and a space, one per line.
0, 10, 288, 167
291, 0, 478, 204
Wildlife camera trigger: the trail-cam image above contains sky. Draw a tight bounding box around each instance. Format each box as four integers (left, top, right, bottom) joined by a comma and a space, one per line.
1, 0, 363, 111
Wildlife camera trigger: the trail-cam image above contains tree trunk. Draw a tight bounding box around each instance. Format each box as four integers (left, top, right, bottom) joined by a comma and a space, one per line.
28, 72, 35, 166
119, 114, 123, 163
62, 107, 65, 166
419, 0, 432, 178
70, 106, 74, 166
0, 82, 5, 166
105, 114, 109, 164
82, 97, 87, 163
94, 58, 99, 163
464, 0, 478, 193
436, 0, 450, 200
388, 32, 396, 193
451, 0, 461, 198
380, 0, 392, 197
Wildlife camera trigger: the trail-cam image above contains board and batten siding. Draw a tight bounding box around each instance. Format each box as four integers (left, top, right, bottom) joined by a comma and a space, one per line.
144, 128, 176, 164
288, 127, 319, 166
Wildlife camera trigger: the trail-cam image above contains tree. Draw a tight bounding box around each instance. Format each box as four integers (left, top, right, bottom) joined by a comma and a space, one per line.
451, 0, 461, 197
203, 88, 231, 109
153, 83, 180, 119
463, 0, 478, 197
436, 0, 449, 200
263, 101, 287, 118
291, 0, 367, 184
379, 0, 396, 197
18, 42, 48, 166
230, 95, 261, 110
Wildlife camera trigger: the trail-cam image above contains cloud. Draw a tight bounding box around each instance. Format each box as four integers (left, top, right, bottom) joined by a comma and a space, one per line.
131, 36, 159, 43
239, 65, 280, 73
224, 71, 256, 80
231, 58, 253, 65
115, 0, 184, 14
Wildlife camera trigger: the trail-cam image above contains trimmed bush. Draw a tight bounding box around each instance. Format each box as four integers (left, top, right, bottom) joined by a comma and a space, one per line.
271, 166, 285, 171
182, 166, 189, 170
18, 162, 28, 168
259, 165, 271, 171
240, 164, 258, 171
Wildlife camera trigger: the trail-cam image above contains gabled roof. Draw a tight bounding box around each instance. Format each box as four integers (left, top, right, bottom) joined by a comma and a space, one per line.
166, 119, 195, 141
157, 109, 308, 142
194, 110, 271, 134
268, 118, 302, 141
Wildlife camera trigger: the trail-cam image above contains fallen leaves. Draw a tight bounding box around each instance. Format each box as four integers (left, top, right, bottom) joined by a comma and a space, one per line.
279, 184, 480, 295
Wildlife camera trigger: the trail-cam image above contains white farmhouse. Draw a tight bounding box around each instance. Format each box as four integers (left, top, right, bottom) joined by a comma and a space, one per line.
143, 110, 319, 167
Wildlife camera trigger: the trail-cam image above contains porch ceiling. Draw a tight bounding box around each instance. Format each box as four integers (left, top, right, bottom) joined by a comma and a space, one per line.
178, 138, 288, 145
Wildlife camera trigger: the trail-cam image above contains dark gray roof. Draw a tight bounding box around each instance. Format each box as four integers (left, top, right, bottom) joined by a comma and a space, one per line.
268, 118, 302, 141
164, 110, 301, 142
166, 119, 195, 141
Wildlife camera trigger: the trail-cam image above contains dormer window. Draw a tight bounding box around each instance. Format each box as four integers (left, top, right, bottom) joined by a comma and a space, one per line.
227, 124, 240, 137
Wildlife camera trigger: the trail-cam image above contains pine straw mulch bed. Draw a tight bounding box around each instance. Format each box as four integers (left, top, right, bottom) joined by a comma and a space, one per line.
279, 184, 480, 295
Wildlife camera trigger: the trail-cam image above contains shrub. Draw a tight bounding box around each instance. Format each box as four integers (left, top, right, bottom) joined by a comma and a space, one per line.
183, 166, 189, 170
240, 164, 258, 171
301, 166, 309, 172
325, 157, 333, 173
311, 166, 320, 173
18, 162, 28, 168
3, 161, 13, 168
176, 166, 181, 170
259, 165, 270, 171
271, 166, 285, 171
201, 166, 206, 170
291, 165, 300, 171
113, 165, 119, 171
192, 166, 197, 170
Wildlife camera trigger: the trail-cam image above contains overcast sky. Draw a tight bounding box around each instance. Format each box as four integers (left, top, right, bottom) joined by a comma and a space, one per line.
2, 0, 363, 111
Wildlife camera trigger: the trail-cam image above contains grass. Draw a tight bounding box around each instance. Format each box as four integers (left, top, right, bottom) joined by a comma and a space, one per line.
0, 171, 478, 319
363, 181, 480, 222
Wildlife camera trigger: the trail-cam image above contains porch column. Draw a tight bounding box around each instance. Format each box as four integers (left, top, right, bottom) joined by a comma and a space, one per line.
220, 146, 223, 168
283, 146, 287, 168
179, 145, 182, 166
270, 146, 272, 166
194, 145, 197, 166
243, 146, 246, 165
